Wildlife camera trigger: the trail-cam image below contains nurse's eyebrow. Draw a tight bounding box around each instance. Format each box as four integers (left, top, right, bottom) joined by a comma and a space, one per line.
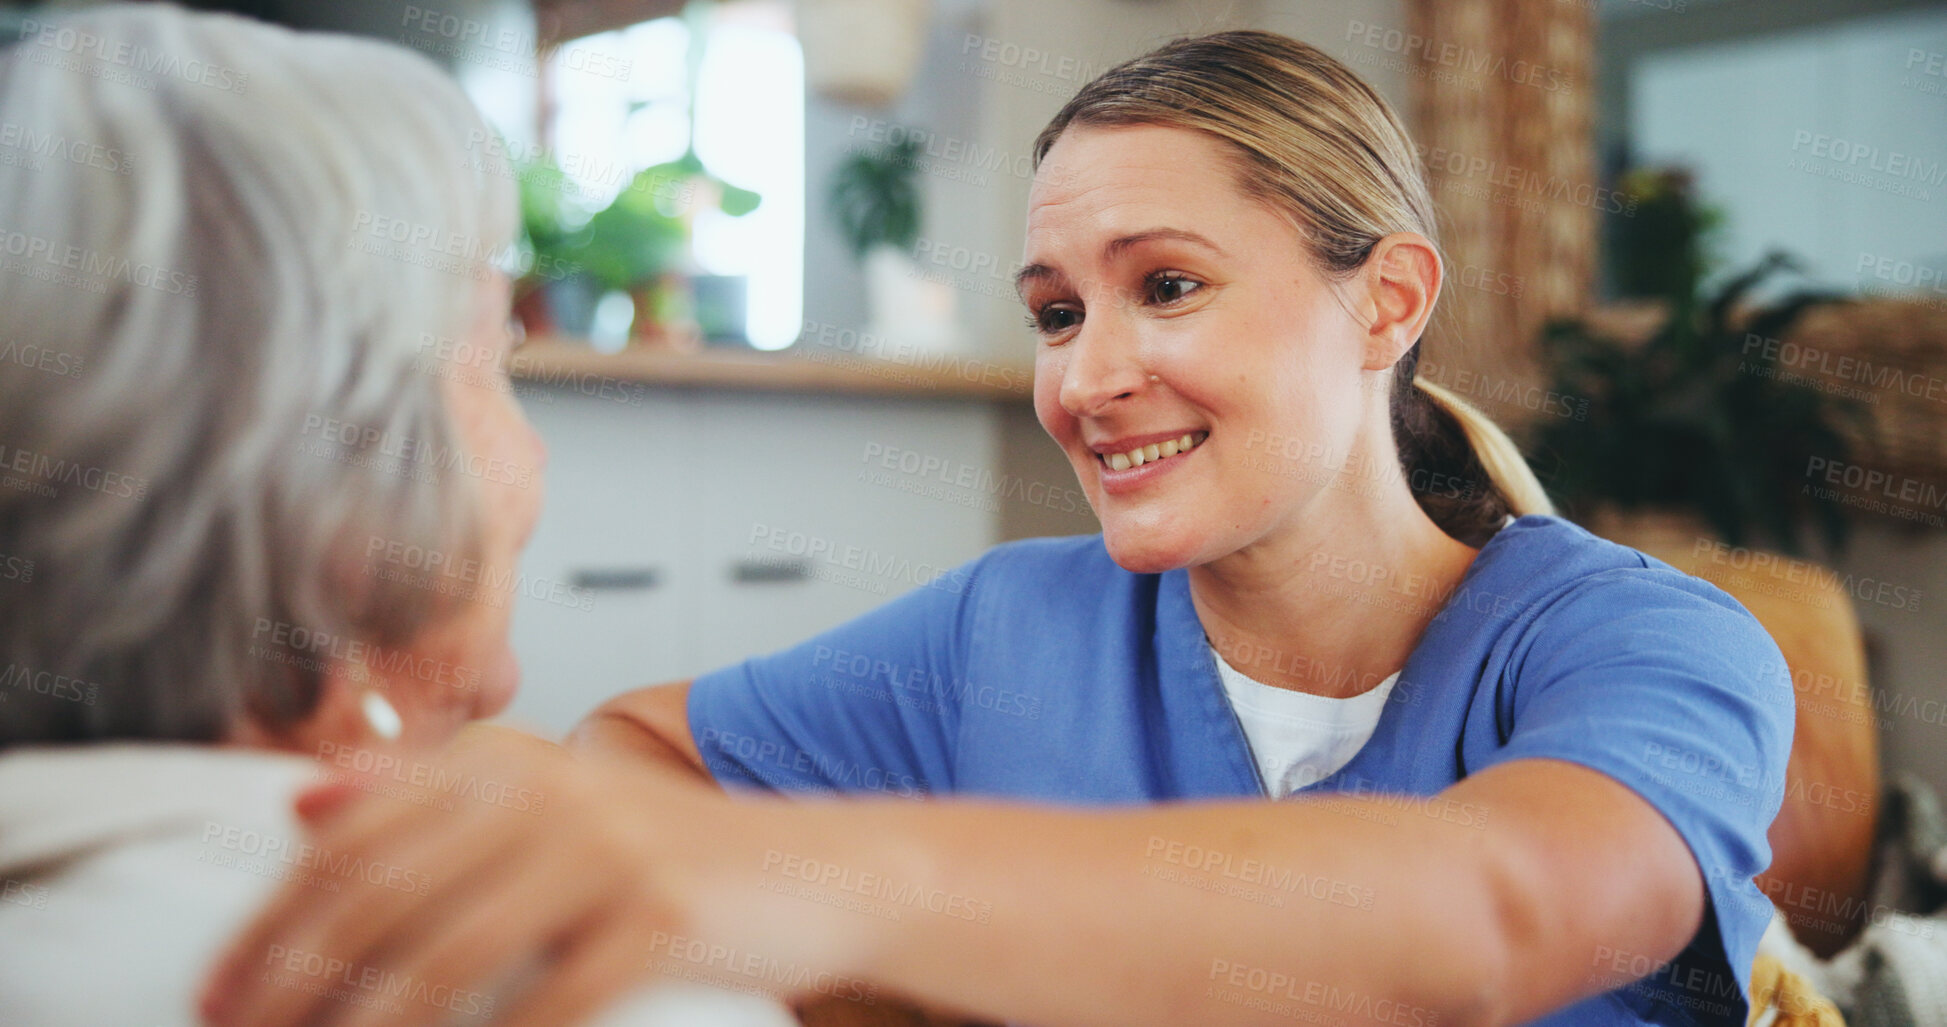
1014, 227, 1227, 300
1102, 227, 1226, 262
1013, 262, 1062, 300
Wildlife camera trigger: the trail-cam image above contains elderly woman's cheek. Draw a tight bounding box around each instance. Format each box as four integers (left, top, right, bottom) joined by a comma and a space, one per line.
444, 367, 545, 539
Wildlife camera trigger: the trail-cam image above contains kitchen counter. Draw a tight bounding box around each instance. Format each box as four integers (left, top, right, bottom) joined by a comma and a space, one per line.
508, 339, 1035, 402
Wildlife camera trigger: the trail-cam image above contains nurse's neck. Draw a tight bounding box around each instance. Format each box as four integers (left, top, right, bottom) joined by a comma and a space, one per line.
1188, 490, 1478, 699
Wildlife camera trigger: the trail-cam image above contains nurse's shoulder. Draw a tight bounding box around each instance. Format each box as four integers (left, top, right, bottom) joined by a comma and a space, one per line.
1458, 513, 1795, 715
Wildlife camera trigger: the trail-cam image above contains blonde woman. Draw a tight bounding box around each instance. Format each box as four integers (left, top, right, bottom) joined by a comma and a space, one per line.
208, 31, 1792, 1027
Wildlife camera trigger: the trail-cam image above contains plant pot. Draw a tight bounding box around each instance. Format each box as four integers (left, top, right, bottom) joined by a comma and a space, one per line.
511, 281, 554, 340
630, 275, 702, 354
862, 243, 958, 356
691, 274, 749, 347
794, 0, 931, 107
540, 272, 603, 340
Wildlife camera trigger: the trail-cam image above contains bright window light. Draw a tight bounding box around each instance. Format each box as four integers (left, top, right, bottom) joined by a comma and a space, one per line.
693, 24, 804, 350
548, 6, 803, 348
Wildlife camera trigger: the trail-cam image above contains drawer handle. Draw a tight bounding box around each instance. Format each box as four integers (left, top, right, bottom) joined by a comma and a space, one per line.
731, 558, 810, 583
568, 568, 662, 592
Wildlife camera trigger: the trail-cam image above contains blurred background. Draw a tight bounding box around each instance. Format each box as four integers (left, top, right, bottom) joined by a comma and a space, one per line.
7, 0, 1944, 875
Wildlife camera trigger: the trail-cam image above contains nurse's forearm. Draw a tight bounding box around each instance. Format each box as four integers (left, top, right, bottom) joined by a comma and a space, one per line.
682, 793, 1513, 1027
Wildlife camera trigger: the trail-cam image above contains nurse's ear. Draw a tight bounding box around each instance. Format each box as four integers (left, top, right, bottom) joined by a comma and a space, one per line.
1355, 233, 1442, 372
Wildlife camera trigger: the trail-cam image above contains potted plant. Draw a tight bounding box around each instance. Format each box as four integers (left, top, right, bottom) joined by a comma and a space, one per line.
1606, 167, 1720, 303
1533, 169, 1871, 555
511, 155, 599, 339
830, 137, 922, 264
1536, 254, 1871, 555
520, 4, 764, 350
826, 137, 957, 353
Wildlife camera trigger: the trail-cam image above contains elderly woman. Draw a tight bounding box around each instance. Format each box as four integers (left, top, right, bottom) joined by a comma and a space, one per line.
0, 6, 793, 1025
207, 28, 1793, 1027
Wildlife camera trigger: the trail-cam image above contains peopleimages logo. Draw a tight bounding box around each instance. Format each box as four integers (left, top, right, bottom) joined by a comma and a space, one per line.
1790, 131, 1946, 185
0, 442, 148, 500
846, 117, 1040, 183
0, 662, 98, 706
745, 523, 973, 596
0, 339, 84, 380
0, 120, 132, 175
1858, 252, 1947, 293
1786, 130, 1943, 201
1415, 143, 1637, 216
1805, 456, 1947, 511
16, 18, 250, 94
1742, 331, 1947, 405
299, 414, 535, 489
0, 228, 197, 296
1344, 19, 1569, 93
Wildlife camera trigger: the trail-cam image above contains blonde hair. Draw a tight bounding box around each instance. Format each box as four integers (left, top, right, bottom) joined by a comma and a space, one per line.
0, 5, 516, 745
1031, 30, 1554, 544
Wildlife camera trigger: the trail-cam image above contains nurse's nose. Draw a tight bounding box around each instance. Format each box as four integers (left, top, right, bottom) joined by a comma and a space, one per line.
1057, 313, 1151, 418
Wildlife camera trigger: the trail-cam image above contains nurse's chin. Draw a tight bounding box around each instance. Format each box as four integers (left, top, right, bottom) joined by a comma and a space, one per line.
1099, 529, 1206, 576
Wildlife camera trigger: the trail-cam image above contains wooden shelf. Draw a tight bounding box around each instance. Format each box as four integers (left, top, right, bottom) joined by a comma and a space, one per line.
507, 338, 1035, 403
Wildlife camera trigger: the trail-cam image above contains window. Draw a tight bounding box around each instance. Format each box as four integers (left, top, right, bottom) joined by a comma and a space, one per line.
546, 3, 804, 349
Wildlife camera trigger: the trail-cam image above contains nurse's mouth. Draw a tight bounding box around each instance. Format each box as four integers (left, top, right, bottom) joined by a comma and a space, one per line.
1093, 431, 1208, 471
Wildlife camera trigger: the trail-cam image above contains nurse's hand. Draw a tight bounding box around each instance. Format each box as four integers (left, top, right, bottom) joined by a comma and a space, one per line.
197, 727, 722, 1027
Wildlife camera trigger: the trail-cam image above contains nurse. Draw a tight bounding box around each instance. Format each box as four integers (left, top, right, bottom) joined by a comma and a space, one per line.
208, 30, 1793, 1027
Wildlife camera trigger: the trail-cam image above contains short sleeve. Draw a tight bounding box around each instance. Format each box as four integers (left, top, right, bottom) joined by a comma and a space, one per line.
686, 554, 988, 799
1474, 568, 1795, 1024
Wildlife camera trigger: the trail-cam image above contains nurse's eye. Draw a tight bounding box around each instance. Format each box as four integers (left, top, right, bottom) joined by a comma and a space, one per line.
1146, 271, 1203, 306
1026, 303, 1083, 337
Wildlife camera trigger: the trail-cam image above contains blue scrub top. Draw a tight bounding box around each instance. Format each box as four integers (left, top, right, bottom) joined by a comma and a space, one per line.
689, 515, 1794, 1027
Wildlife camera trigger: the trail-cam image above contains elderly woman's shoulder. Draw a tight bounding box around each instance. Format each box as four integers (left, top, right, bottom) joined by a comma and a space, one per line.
0, 744, 314, 1025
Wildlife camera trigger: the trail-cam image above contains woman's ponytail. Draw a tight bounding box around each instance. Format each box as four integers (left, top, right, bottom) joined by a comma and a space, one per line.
1390, 348, 1555, 546
1414, 381, 1554, 518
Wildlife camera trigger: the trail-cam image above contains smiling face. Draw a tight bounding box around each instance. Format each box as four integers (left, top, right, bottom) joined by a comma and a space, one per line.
1022, 123, 1394, 574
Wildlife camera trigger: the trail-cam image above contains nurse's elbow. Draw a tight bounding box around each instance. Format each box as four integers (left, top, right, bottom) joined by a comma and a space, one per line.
1405, 850, 1520, 1027
569, 680, 715, 785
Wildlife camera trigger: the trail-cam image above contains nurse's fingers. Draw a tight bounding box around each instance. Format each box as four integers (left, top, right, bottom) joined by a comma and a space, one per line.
210, 798, 517, 1027
498, 908, 671, 1027
327, 845, 604, 1027
201, 763, 524, 1026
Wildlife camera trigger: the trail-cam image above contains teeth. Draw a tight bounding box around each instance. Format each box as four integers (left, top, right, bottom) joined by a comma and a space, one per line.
1101, 431, 1203, 471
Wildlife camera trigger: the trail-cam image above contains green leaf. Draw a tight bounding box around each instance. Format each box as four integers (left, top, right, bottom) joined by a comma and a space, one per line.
718, 182, 762, 217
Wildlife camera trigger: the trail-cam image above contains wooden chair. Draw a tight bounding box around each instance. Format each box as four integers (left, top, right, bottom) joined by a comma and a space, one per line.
1623, 524, 1882, 959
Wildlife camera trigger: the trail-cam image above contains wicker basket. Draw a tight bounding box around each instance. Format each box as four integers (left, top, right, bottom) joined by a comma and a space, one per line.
1779, 297, 1947, 486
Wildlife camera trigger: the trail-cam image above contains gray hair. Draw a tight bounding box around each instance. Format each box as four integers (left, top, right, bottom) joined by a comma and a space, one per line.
0, 4, 517, 745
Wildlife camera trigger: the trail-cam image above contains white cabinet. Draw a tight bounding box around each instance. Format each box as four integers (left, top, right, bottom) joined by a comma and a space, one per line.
501, 384, 1002, 736
499, 387, 689, 735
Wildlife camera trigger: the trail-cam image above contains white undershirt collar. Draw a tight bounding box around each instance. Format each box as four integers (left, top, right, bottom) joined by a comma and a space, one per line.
1208, 644, 1400, 798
